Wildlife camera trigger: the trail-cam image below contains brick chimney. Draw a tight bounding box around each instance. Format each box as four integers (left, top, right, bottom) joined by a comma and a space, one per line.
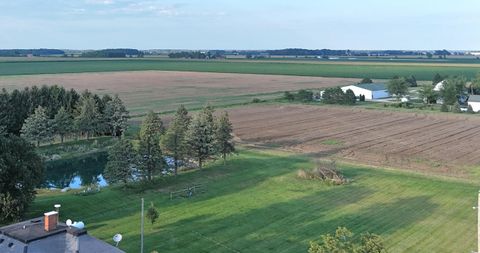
44, 211, 58, 232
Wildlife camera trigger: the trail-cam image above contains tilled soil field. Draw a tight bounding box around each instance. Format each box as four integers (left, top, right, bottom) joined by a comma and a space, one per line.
229, 105, 480, 177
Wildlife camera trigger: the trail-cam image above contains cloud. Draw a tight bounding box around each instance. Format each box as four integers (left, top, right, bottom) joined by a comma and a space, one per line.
85, 0, 114, 5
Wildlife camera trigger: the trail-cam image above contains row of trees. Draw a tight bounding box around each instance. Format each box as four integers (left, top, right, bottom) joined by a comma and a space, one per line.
18, 91, 129, 146
105, 105, 235, 185
322, 87, 356, 105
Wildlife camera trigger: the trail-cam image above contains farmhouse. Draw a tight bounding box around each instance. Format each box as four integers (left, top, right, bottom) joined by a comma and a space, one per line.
467, 95, 480, 112
341, 83, 389, 100
0, 211, 124, 253
433, 80, 445, 91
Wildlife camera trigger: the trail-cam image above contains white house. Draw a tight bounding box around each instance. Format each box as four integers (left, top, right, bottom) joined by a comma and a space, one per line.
341, 83, 389, 100
468, 95, 480, 112
433, 80, 445, 91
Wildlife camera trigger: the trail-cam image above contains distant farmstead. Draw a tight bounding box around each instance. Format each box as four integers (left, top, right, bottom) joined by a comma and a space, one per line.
341, 83, 389, 100
468, 95, 480, 112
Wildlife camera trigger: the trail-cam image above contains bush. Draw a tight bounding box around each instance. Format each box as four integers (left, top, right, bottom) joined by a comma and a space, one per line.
284, 91, 294, 101
359, 94, 366, 102
468, 105, 475, 113
297, 161, 347, 185
452, 102, 461, 113
295, 89, 314, 102
252, 98, 262, 103
440, 103, 449, 112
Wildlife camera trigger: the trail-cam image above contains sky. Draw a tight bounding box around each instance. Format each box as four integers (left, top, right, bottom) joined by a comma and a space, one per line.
0, 0, 479, 50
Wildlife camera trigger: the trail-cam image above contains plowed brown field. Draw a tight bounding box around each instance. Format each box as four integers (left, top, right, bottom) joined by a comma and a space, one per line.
229, 105, 480, 177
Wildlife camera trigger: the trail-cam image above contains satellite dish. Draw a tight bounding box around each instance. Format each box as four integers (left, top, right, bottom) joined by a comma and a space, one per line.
72, 221, 85, 229
113, 234, 122, 247
66, 219, 72, 227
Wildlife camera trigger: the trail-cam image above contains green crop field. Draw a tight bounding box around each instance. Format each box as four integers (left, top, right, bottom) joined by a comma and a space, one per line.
1, 58, 480, 80
29, 149, 477, 253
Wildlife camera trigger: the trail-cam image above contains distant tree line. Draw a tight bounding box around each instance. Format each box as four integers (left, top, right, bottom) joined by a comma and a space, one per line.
104, 105, 235, 185
0, 49, 65, 57
168, 51, 224, 59
81, 48, 144, 58
0, 86, 129, 145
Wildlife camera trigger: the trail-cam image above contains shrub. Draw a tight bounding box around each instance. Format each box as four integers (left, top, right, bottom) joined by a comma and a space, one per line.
452, 102, 461, 113
252, 98, 262, 103
468, 105, 475, 113
297, 161, 347, 185
284, 91, 294, 101
440, 103, 449, 112
295, 89, 314, 102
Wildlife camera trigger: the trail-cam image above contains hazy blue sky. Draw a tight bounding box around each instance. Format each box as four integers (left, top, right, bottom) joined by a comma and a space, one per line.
0, 0, 478, 50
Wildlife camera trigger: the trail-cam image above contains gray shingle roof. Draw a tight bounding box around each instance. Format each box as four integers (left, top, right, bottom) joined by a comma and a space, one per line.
353, 83, 387, 91
469, 95, 480, 103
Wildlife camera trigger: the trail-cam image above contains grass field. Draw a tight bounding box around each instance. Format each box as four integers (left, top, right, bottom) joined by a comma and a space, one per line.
29, 149, 477, 253
1, 58, 480, 80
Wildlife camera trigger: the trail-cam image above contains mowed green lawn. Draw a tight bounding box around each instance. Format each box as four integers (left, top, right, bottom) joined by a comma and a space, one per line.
29, 149, 477, 253
1, 59, 480, 80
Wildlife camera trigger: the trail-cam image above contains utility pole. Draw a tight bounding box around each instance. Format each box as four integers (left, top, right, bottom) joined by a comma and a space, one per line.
141, 198, 144, 253
474, 191, 480, 253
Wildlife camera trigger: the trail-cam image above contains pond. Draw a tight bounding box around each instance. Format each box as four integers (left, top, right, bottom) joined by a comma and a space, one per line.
42, 152, 108, 189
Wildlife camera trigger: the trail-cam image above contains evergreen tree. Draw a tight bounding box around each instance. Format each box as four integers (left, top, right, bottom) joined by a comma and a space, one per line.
0, 134, 44, 222
105, 95, 129, 138
146, 202, 159, 225
344, 89, 356, 105
186, 105, 216, 169
21, 106, 53, 146
161, 105, 191, 176
360, 78, 373, 84
138, 111, 165, 181
104, 139, 136, 186
432, 73, 445, 85
53, 107, 73, 143
75, 96, 101, 139
215, 111, 235, 165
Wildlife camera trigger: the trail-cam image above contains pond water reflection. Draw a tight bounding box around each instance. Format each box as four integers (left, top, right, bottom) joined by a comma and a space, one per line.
43, 152, 108, 189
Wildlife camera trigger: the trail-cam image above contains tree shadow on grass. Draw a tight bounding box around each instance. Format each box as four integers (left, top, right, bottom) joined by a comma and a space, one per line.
154, 185, 375, 253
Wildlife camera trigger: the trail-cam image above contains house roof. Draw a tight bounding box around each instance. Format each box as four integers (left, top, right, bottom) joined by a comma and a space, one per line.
0, 217, 124, 253
468, 95, 480, 103
353, 83, 387, 91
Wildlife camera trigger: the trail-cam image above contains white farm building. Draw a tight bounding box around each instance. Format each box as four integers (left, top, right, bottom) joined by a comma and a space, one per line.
468, 95, 480, 112
341, 83, 389, 100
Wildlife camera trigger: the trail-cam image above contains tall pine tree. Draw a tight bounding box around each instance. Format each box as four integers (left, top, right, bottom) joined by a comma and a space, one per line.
53, 107, 73, 143
138, 111, 165, 181
161, 105, 191, 176
215, 111, 235, 165
186, 105, 216, 169
21, 106, 53, 146
75, 96, 101, 139
104, 139, 136, 186
105, 94, 129, 138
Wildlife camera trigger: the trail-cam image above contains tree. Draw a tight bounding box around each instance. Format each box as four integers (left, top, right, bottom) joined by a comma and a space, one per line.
452, 102, 462, 113
432, 73, 445, 85
284, 91, 295, 101
161, 105, 191, 176
186, 105, 216, 169
322, 87, 346, 104
308, 227, 386, 253
469, 73, 480, 95
440, 79, 460, 106
104, 139, 136, 186
75, 96, 101, 139
21, 106, 53, 146
295, 89, 314, 102
405, 75, 417, 87
387, 77, 409, 100
146, 202, 159, 225
53, 107, 73, 143
426, 52, 433, 59
104, 95, 129, 138
441, 103, 449, 112
215, 111, 235, 165
344, 89, 356, 105
138, 111, 165, 181
360, 78, 373, 84
418, 85, 438, 104
0, 134, 44, 222
468, 104, 475, 113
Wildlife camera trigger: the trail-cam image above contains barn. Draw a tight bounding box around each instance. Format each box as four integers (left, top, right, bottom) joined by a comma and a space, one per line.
467, 95, 480, 112
341, 83, 389, 100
